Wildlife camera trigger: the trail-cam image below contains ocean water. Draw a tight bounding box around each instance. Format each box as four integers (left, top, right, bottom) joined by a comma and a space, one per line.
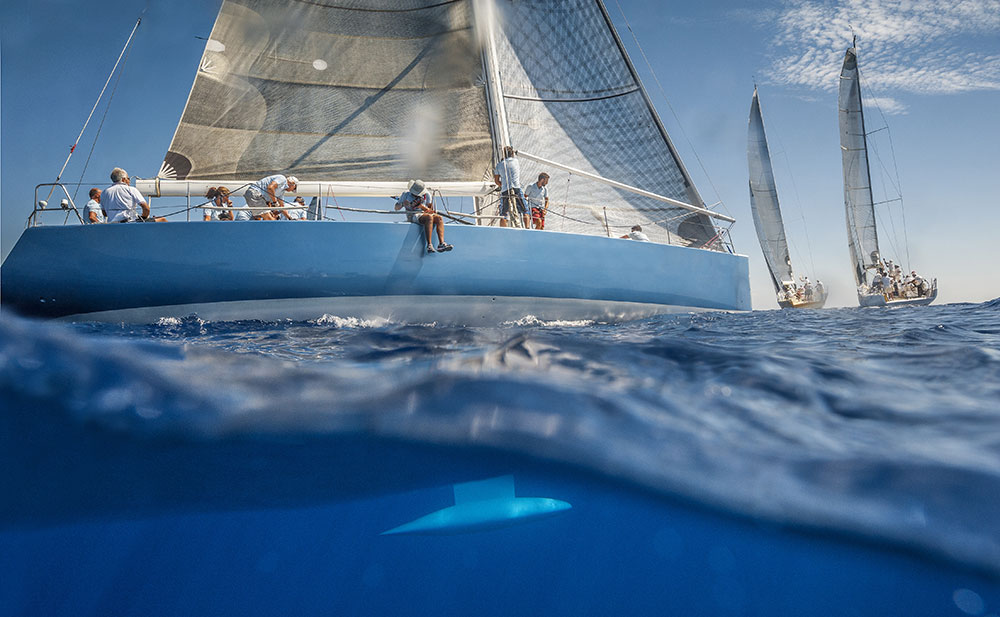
2, 300, 999, 616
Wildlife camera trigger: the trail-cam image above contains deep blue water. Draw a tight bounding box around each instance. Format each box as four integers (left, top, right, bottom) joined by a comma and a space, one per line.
2, 300, 1000, 616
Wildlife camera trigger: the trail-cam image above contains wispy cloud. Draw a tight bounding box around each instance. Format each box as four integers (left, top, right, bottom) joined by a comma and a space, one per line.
767, 0, 1000, 112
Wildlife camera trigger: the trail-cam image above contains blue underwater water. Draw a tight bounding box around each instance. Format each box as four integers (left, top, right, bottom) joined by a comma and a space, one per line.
2, 300, 1000, 616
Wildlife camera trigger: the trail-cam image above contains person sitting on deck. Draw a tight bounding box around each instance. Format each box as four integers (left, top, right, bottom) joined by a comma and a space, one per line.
83, 188, 105, 224
620, 225, 650, 242
103, 168, 166, 223
204, 187, 235, 221
284, 196, 308, 220
494, 147, 528, 228
242, 174, 298, 221
524, 172, 550, 230
395, 179, 452, 254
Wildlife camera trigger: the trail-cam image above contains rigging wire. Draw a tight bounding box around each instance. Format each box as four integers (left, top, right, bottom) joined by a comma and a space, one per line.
856, 53, 912, 269
46, 13, 144, 201
612, 0, 731, 218
72, 29, 138, 204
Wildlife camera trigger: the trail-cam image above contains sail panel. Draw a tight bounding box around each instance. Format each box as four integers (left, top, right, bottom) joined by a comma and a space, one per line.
492, 0, 718, 247
838, 47, 880, 286
161, 0, 493, 182
747, 90, 793, 292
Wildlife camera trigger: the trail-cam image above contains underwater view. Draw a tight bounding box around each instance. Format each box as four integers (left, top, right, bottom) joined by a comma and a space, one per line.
2, 300, 1000, 615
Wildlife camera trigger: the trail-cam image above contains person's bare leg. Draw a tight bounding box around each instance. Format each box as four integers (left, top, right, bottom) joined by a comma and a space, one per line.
421, 215, 433, 247
435, 215, 445, 244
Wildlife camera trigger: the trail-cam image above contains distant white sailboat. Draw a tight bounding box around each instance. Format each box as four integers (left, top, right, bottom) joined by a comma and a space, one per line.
747, 87, 827, 309
838, 41, 937, 307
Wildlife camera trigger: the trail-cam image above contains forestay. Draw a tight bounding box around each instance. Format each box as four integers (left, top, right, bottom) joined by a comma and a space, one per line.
839, 46, 880, 287
747, 88, 792, 292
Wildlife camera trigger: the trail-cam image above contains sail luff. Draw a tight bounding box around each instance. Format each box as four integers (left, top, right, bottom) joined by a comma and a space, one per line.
747, 88, 793, 294
839, 46, 880, 287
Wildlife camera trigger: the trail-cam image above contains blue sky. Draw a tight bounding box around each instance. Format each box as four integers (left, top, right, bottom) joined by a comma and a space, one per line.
2, 0, 998, 308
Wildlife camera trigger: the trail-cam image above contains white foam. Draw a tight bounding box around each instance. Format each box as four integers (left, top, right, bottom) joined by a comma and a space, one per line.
313, 314, 391, 328
503, 315, 596, 327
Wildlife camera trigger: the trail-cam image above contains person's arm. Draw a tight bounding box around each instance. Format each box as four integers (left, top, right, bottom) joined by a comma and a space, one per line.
267, 181, 280, 205
89, 211, 101, 224
493, 173, 502, 187
543, 195, 549, 214
139, 201, 150, 219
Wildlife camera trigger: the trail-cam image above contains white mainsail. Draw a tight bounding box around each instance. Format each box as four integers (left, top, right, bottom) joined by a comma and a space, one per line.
838, 44, 880, 288
158, 0, 723, 247
746, 88, 792, 293
161, 0, 493, 183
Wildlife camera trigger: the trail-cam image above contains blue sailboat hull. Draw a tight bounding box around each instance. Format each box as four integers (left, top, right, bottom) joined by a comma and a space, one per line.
1, 222, 750, 322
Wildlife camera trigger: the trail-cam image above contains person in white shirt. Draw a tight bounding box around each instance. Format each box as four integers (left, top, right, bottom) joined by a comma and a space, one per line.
103, 167, 164, 222
285, 196, 308, 220
621, 224, 650, 242
395, 179, 452, 254
493, 147, 528, 228
523, 172, 550, 230
83, 188, 105, 224
242, 174, 298, 220
204, 186, 235, 221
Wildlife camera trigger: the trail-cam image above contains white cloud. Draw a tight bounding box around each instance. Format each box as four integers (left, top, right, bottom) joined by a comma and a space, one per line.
767, 0, 1000, 112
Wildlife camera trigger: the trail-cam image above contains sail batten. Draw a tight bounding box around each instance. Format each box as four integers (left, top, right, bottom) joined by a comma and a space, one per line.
746, 88, 793, 293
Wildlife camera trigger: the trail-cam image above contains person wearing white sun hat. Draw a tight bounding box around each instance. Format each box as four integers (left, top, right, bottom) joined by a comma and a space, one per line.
395, 179, 452, 254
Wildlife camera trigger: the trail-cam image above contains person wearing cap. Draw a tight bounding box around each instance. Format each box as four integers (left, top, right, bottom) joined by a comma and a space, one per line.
103, 167, 166, 222
523, 172, 550, 230
395, 179, 452, 254
493, 146, 528, 228
242, 174, 298, 220
83, 188, 106, 224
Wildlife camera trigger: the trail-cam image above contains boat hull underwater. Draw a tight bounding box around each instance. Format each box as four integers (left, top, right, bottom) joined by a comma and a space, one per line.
0, 222, 750, 323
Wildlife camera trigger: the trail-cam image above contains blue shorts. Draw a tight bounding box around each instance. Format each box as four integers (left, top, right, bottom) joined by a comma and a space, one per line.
499, 189, 526, 216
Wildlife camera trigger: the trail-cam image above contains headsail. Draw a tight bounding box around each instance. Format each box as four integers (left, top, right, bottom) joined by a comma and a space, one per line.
161, 0, 493, 183
838, 45, 880, 287
491, 0, 717, 246
747, 88, 792, 293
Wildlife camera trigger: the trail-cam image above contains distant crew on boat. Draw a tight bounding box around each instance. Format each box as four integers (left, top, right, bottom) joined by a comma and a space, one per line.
103, 168, 166, 223
865, 252, 932, 300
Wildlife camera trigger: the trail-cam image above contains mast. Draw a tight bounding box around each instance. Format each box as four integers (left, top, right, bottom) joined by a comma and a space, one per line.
472, 0, 511, 163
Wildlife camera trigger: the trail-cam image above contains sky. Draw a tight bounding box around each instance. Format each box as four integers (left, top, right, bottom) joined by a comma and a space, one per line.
2, 0, 998, 309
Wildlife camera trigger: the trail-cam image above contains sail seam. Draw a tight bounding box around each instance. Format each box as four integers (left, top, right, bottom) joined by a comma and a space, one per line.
503, 88, 638, 103
290, 0, 462, 13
